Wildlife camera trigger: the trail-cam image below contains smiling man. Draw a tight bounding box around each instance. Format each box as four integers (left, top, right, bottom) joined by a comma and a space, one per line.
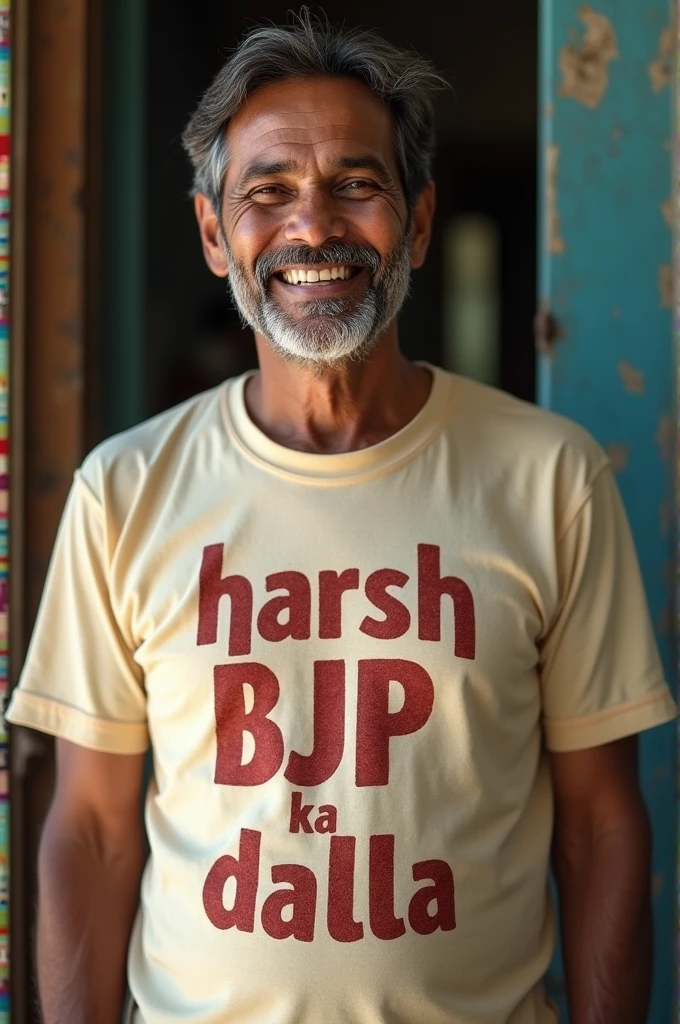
5, 12, 676, 1024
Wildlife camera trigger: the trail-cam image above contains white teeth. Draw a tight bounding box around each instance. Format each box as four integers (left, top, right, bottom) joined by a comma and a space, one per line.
280, 265, 354, 284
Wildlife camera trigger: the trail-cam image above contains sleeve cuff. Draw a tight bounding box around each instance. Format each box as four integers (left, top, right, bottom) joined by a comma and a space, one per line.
544, 684, 677, 752
4, 690, 149, 754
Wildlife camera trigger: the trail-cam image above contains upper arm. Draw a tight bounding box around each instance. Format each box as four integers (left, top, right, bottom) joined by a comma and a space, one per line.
45, 738, 146, 850
5, 473, 149, 754
539, 466, 675, 753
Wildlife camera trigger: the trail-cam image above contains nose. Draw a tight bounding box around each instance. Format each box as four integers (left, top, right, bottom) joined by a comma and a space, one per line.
284, 189, 347, 248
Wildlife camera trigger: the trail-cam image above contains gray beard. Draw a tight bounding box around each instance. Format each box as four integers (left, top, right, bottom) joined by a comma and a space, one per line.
224, 238, 412, 367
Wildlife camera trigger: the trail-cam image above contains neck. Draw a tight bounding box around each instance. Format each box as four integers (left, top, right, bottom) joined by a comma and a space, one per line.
244, 328, 432, 454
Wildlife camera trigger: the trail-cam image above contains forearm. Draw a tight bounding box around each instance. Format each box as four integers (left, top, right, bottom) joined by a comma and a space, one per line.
37, 816, 145, 1024
554, 817, 652, 1024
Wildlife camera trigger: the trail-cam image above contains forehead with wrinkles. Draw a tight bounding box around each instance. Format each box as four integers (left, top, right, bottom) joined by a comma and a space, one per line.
224, 76, 401, 182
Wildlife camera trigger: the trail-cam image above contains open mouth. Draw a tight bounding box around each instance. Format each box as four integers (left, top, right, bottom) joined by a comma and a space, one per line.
274, 264, 364, 286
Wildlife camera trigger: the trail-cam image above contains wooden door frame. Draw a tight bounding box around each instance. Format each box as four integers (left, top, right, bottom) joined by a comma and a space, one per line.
9, 0, 103, 1017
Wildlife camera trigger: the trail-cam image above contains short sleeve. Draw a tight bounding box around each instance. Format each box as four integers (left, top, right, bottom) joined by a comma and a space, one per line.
5, 470, 149, 753
539, 464, 676, 752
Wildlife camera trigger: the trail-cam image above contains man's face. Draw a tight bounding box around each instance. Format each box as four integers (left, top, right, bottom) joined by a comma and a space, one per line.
198, 76, 433, 366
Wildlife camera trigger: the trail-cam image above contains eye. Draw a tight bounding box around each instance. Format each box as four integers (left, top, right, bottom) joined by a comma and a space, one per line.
247, 184, 293, 203
341, 179, 378, 193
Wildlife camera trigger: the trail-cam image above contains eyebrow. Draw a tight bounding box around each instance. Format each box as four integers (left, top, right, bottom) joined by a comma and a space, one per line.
235, 160, 299, 189
235, 154, 395, 191
335, 156, 394, 183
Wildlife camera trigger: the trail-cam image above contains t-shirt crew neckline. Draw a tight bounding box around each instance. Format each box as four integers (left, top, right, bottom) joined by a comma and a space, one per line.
222, 362, 456, 485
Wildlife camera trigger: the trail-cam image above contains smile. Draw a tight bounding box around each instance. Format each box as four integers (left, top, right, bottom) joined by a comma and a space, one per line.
275, 265, 363, 286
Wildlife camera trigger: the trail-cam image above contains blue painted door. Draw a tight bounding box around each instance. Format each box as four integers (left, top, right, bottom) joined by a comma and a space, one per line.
537, 2, 676, 1021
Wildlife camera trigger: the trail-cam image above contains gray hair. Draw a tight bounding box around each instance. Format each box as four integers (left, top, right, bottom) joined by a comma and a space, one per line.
182, 10, 450, 213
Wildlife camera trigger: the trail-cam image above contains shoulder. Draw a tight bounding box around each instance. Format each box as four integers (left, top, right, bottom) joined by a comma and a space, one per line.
438, 369, 611, 526
78, 379, 239, 516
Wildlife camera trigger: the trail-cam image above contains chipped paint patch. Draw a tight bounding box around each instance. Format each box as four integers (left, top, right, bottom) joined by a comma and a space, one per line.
605, 443, 629, 473
617, 361, 646, 394
661, 199, 673, 226
648, 24, 674, 92
658, 263, 673, 307
559, 6, 619, 109
546, 144, 565, 255
654, 414, 673, 461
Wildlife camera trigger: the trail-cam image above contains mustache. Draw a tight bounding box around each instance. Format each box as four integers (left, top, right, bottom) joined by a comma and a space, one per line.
255, 243, 382, 289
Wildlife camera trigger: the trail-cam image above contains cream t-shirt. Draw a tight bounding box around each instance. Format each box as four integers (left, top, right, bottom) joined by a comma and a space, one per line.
6, 365, 676, 1024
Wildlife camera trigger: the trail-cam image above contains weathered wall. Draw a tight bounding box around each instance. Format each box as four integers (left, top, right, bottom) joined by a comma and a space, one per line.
538, 3, 676, 1020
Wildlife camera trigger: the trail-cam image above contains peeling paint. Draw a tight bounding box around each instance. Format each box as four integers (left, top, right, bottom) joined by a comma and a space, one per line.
611, 308, 622, 319
617, 361, 646, 394
654, 414, 673, 461
534, 306, 564, 353
546, 144, 565, 255
559, 6, 619, 109
660, 199, 673, 226
648, 24, 674, 91
605, 443, 629, 473
658, 263, 673, 307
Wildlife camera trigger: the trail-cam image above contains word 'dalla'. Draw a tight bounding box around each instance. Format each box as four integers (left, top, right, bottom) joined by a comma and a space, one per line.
203, 828, 456, 943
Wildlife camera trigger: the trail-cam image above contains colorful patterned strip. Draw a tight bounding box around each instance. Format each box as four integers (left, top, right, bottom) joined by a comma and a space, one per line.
0, 3, 9, 1019
677, 0, 680, 1018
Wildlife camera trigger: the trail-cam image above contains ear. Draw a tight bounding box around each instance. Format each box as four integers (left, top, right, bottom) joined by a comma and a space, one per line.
194, 193, 230, 278
409, 181, 436, 270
